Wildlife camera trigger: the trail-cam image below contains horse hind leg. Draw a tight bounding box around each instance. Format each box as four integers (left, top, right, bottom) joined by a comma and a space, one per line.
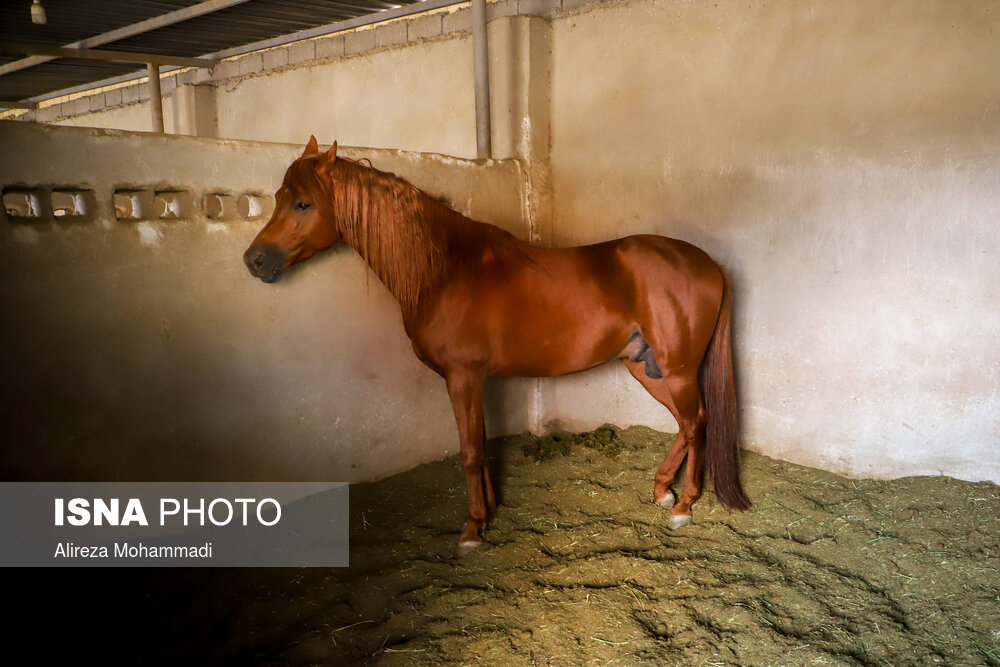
481, 424, 496, 511
621, 357, 707, 530
667, 378, 707, 530
483, 461, 496, 510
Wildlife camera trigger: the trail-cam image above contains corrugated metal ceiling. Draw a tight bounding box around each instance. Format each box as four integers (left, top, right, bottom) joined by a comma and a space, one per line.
0, 0, 428, 103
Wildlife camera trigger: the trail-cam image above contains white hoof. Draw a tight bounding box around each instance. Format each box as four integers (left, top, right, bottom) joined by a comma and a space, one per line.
667, 514, 691, 531
656, 491, 676, 510
458, 540, 482, 556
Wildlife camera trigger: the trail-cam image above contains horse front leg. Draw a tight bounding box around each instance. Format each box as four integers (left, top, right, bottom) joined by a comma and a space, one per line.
445, 370, 490, 554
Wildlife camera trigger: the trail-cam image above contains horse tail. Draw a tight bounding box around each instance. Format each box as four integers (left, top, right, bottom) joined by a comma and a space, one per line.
703, 266, 751, 511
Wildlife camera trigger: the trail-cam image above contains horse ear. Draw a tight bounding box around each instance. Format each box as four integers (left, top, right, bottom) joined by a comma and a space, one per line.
318, 140, 339, 179
303, 135, 319, 156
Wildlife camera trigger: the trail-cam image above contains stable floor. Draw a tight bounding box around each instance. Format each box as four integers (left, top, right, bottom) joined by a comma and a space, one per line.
12, 427, 999, 665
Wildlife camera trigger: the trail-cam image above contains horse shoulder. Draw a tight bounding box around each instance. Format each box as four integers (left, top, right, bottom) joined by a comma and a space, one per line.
402, 275, 493, 373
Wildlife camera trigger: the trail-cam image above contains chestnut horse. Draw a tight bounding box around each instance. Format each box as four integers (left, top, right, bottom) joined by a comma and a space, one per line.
244, 137, 750, 553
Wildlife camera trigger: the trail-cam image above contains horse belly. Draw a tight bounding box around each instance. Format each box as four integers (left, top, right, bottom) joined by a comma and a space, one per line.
485, 276, 633, 377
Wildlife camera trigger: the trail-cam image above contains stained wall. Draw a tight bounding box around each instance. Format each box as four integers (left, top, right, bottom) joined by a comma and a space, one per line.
544, 0, 1000, 482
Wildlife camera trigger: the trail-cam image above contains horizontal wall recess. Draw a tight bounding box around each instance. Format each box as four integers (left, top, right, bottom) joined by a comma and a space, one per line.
51, 189, 96, 222
3, 188, 46, 221
114, 189, 154, 221
203, 193, 237, 220
4, 184, 277, 225
153, 190, 194, 219
237, 193, 269, 220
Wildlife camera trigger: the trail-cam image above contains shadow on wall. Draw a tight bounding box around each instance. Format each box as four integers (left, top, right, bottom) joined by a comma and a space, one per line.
0, 122, 531, 485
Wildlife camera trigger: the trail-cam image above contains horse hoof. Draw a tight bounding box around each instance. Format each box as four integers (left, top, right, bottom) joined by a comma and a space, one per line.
458, 540, 482, 556
656, 491, 676, 510
667, 514, 691, 531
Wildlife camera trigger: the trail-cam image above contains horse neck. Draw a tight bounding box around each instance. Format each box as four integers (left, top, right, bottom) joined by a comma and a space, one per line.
330, 164, 457, 320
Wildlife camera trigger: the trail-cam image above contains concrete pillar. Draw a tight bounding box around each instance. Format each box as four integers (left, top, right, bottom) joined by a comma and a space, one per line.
472, 0, 492, 159
486, 15, 555, 435
173, 83, 218, 138
147, 63, 164, 133
488, 15, 553, 247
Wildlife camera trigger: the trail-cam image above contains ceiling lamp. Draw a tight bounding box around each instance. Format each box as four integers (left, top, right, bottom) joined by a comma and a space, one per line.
31, 0, 46, 25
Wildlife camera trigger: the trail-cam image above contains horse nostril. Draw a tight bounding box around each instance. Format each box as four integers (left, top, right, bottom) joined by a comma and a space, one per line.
245, 244, 286, 282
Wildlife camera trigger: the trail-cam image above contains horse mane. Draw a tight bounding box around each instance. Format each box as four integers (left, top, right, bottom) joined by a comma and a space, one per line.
291, 154, 527, 320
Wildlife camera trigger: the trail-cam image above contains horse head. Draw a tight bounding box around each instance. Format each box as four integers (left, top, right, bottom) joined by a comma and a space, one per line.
243, 136, 342, 283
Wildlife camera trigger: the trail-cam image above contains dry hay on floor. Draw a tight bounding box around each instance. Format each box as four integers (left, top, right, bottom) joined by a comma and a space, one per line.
36, 426, 1000, 666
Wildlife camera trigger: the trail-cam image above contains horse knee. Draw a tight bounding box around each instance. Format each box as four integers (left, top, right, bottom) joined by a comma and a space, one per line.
460, 450, 483, 472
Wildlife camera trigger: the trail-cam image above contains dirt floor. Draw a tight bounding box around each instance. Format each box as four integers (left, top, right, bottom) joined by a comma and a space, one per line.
18, 426, 999, 665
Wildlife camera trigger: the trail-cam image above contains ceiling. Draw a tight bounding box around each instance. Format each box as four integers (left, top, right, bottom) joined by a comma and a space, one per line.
0, 0, 446, 105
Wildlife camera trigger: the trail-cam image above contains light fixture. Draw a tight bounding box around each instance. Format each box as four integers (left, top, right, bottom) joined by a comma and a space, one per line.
30, 0, 46, 25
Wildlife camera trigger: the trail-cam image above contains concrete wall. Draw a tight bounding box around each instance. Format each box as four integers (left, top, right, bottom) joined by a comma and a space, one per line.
545, 0, 1000, 482
5, 0, 998, 485
215, 37, 475, 155
0, 121, 529, 482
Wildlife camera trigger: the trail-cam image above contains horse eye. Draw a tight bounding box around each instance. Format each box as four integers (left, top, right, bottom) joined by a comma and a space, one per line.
295, 201, 311, 212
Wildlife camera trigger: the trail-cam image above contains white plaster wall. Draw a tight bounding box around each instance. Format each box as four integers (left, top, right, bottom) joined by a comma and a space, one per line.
55, 96, 179, 134
215, 38, 476, 156
547, 0, 1000, 482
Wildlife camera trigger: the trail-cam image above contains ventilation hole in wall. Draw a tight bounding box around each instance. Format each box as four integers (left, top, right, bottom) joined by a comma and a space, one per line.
153, 190, 194, 219
237, 194, 268, 220
203, 193, 237, 220
51, 189, 96, 222
259, 194, 275, 218
3, 188, 45, 221
114, 190, 153, 221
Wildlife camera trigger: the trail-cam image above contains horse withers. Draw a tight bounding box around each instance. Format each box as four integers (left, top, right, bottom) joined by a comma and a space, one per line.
244, 137, 750, 553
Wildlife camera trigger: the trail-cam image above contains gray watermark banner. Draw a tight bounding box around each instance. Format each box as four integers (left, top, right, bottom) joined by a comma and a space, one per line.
0, 482, 349, 567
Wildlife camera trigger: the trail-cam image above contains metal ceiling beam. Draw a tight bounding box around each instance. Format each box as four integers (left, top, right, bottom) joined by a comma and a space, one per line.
207, 0, 465, 61
0, 43, 216, 69
0, 0, 252, 78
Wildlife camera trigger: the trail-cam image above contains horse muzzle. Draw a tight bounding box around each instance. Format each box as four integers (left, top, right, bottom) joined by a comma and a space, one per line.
243, 244, 287, 283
